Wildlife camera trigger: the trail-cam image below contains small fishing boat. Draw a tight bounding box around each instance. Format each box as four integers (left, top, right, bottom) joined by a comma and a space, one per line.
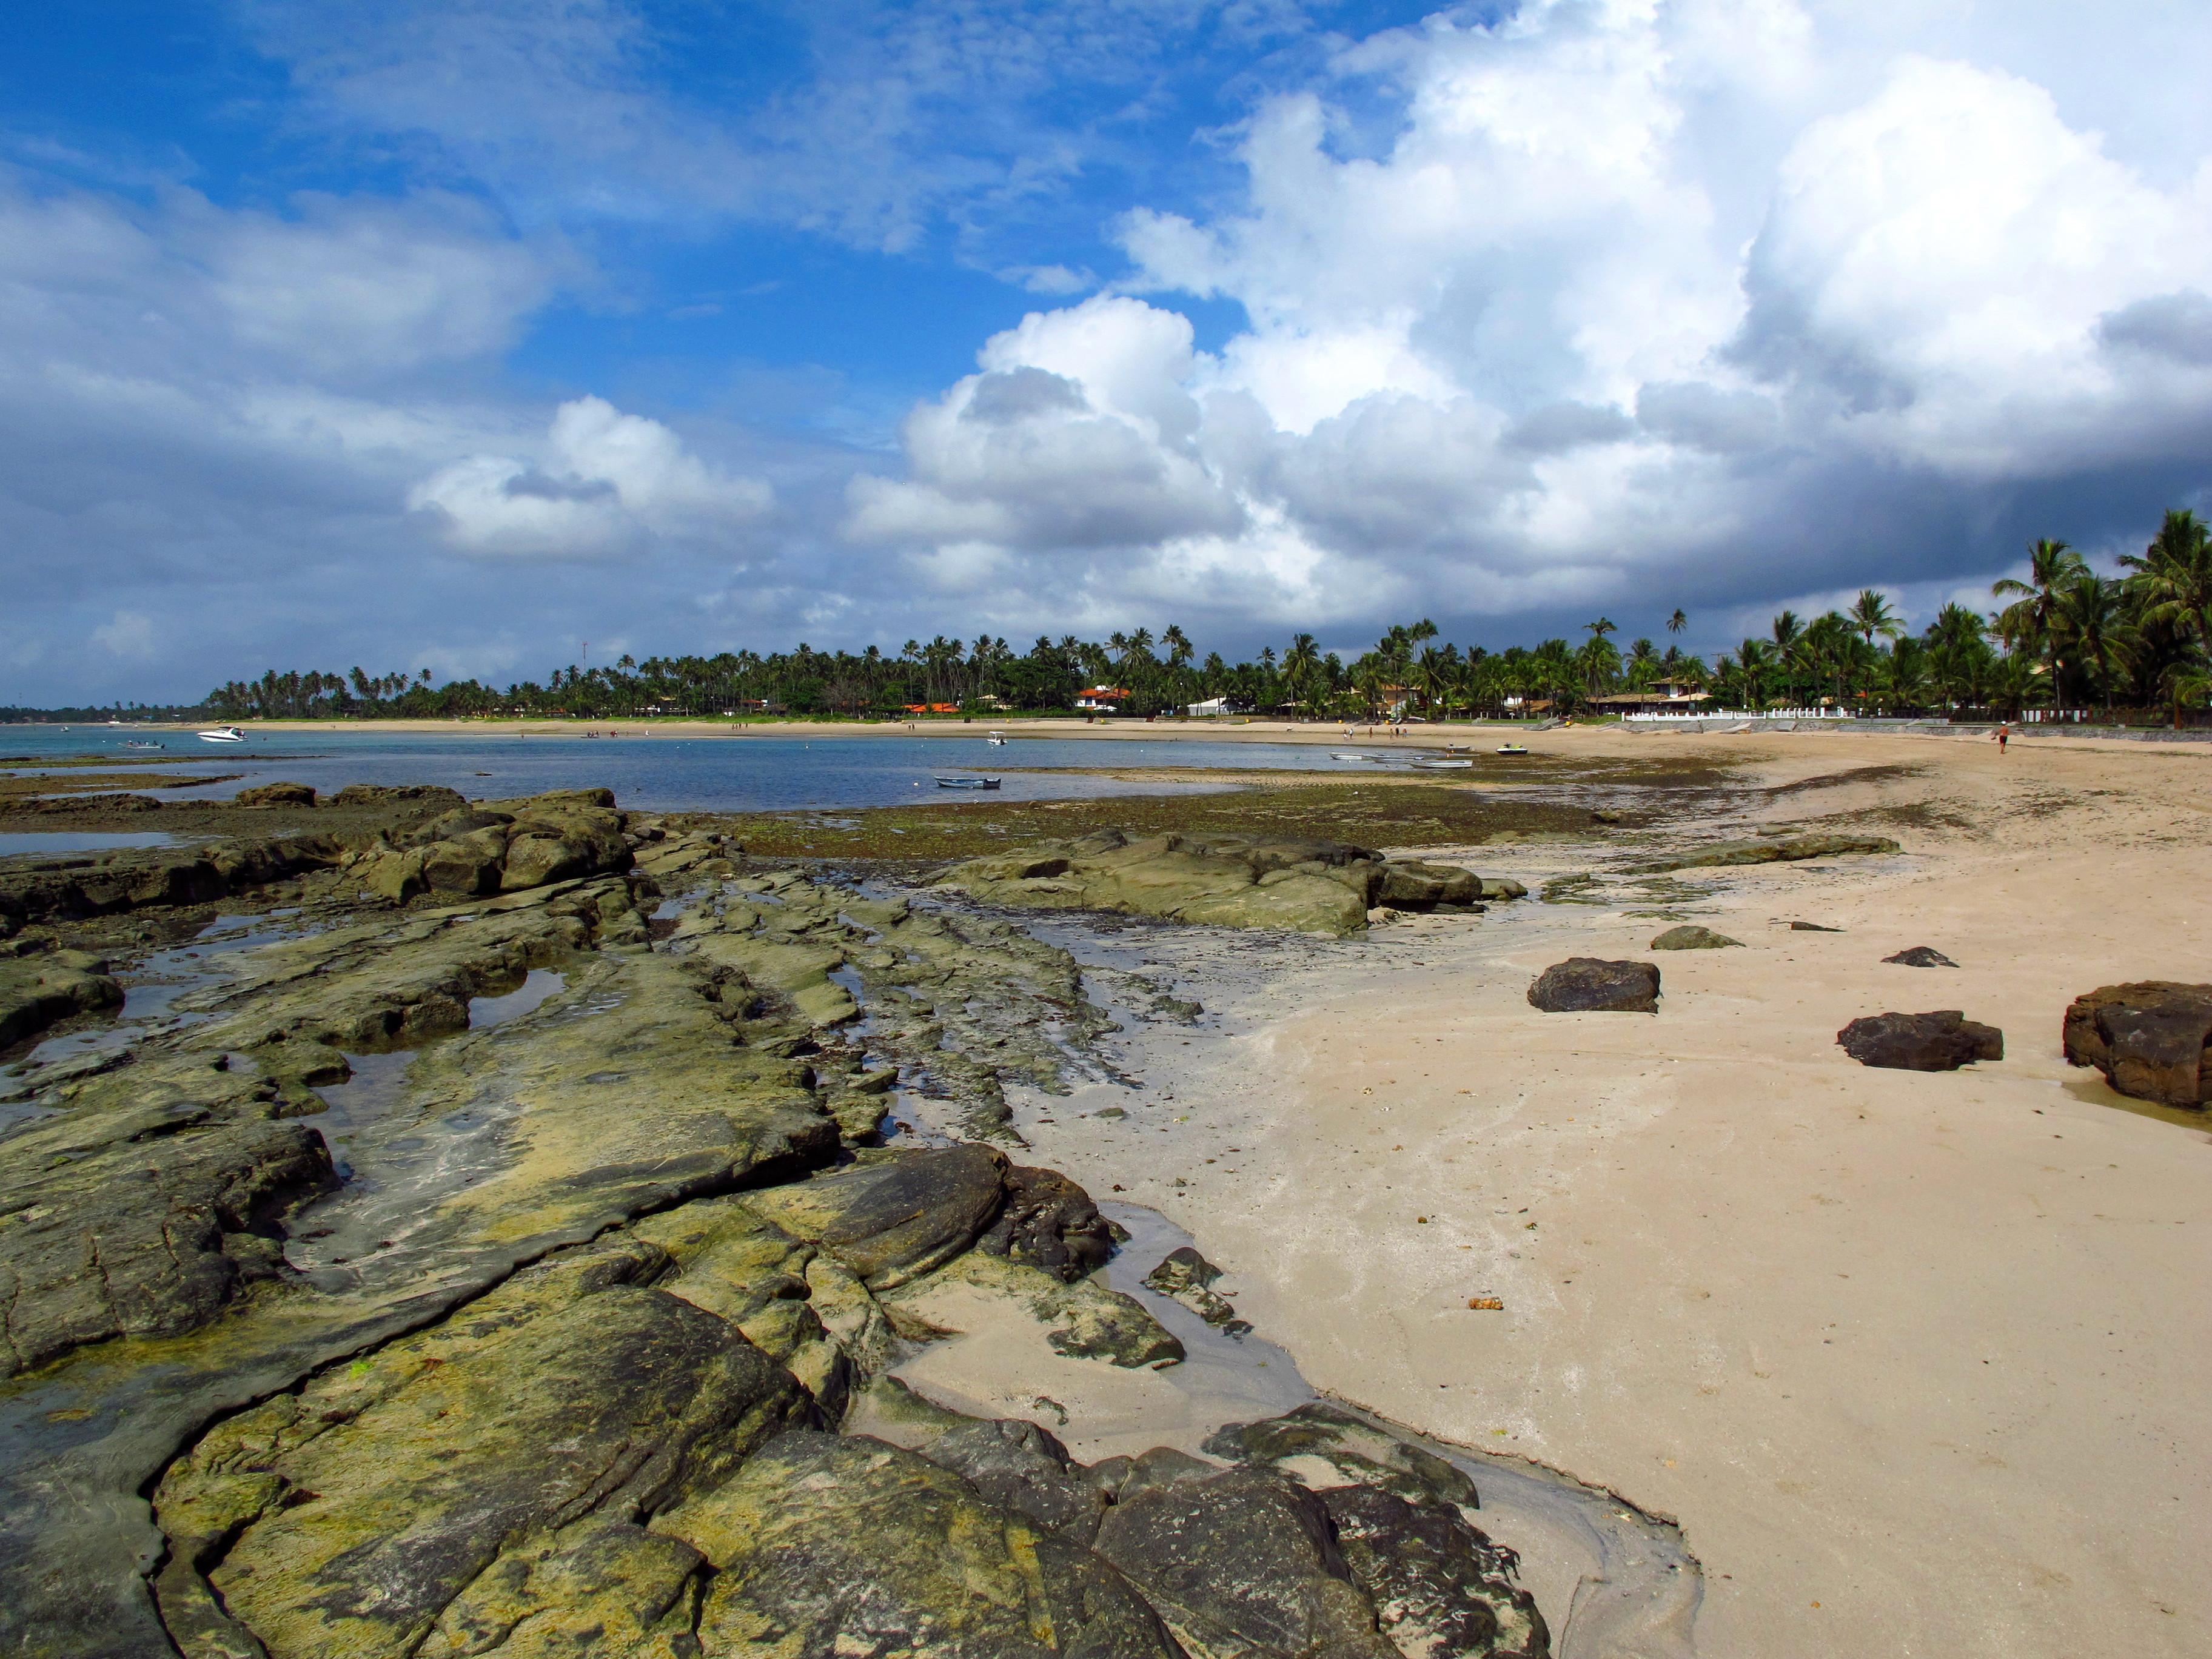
196, 726, 247, 744
934, 775, 1001, 790
1410, 756, 1473, 769
1496, 743, 1529, 756
122, 739, 164, 750
1330, 751, 1370, 761
986, 732, 1008, 746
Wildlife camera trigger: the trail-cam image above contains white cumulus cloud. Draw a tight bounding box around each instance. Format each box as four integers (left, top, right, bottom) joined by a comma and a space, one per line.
859, 0, 2212, 636
410, 395, 774, 557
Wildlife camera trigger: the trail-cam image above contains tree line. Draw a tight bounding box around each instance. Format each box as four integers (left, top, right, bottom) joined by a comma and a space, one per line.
183, 508, 2212, 727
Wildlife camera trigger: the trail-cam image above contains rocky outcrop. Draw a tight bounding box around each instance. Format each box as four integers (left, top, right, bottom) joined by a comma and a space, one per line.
670, 1430, 1186, 1659
0, 834, 346, 927
5, 820, 1561, 1659
1885, 946, 1958, 968
0, 1087, 337, 1375
938, 831, 1517, 937
1634, 832, 1900, 873
233, 780, 317, 806
1529, 958, 1661, 1013
1837, 1010, 2003, 1071
1650, 925, 1740, 950
2063, 982, 2212, 1105
0, 948, 122, 1049
347, 786, 636, 903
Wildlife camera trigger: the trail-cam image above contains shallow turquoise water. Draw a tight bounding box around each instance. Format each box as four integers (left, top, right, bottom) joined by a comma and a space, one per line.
0, 725, 1390, 812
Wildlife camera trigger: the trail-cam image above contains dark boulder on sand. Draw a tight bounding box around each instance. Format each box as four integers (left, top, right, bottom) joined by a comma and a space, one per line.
1885, 946, 1958, 968
2063, 982, 2212, 1106
1529, 958, 1660, 1013
1837, 1010, 2002, 1071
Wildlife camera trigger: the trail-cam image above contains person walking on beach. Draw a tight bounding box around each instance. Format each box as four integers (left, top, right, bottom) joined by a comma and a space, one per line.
1993, 722, 2010, 754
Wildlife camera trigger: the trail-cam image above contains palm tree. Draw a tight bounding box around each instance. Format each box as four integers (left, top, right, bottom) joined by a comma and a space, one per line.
2119, 509, 2212, 655
1848, 589, 1903, 649
1993, 538, 2090, 706
1667, 608, 1687, 639
1280, 632, 1319, 714
1736, 638, 1775, 709
2057, 575, 2133, 723
1625, 637, 1660, 690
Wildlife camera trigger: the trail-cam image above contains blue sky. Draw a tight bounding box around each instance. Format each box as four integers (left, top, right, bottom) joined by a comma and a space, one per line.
5, 1, 2212, 702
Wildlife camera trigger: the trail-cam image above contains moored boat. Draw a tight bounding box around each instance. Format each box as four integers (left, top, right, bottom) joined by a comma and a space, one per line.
934, 775, 1001, 789
196, 726, 247, 744
1496, 743, 1529, 755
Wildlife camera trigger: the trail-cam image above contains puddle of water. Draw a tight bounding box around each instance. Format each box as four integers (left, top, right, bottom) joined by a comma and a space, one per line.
468, 968, 566, 1028
0, 832, 178, 856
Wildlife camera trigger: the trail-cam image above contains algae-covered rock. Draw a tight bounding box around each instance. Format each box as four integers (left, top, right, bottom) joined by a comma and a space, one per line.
662, 1430, 1186, 1659
1144, 1244, 1244, 1330
0, 950, 122, 1048
1324, 1484, 1550, 1659
1649, 925, 1740, 951
1204, 1401, 1480, 1513
746, 1144, 1008, 1290
937, 830, 1382, 936
1633, 833, 1899, 873
1092, 1463, 1400, 1659
891, 1249, 1185, 1370
0, 1088, 336, 1376
153, 1236, 810, 1659
233, 780, 316, 807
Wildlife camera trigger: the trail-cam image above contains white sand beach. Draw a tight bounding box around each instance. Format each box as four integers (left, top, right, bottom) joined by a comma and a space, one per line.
993, 730, 2212, 1657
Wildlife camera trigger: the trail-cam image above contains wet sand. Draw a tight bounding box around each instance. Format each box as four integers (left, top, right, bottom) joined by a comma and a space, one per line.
990, 730, 2212, 1657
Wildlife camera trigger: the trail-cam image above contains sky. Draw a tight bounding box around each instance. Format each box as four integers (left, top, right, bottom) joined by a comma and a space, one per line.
5, 0, 2212, 703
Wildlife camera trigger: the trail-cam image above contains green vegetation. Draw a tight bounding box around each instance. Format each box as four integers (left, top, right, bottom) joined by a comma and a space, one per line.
175, 508, 2212, 730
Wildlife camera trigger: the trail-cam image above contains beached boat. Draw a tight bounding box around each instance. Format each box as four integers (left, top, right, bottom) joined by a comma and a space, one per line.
1496, 743, 1529, 755
1410, 757, 1473, 769
196, 726, 247, 744
1330, 751, 1370, 761
934, 775, 1001, 789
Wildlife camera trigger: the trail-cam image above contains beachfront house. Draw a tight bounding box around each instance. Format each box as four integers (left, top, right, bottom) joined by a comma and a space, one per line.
1076, 686, 1131, 713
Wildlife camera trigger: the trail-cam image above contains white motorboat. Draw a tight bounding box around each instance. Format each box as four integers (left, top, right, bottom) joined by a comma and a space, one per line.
986, 732, 1008, 746
196, 726, 247, 744
934, 775, 1001, 789
1410, 756, 1473, 769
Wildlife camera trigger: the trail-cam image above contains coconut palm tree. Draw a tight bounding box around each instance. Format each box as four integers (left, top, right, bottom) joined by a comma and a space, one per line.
1736, 638, 1775, 708
1667, 608, 1687, 639
1848, 589, 1903, 649
2119, 509, 2212, 655
1625, 637, 1660, 690
1993, 538, 2090, 705
2057, 575, 2133, 723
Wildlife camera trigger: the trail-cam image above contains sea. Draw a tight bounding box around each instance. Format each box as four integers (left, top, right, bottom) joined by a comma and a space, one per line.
0, 723, 1405, 818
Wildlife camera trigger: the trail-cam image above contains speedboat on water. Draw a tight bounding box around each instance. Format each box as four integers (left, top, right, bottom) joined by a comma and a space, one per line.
196, 726, 247, 744
934, 775, 1001, 789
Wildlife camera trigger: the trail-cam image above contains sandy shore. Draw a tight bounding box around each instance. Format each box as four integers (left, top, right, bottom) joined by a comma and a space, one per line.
1002, 729, 2212, 1657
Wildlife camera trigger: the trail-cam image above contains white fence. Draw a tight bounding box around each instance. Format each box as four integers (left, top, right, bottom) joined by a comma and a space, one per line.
1624, 706, 1854, 723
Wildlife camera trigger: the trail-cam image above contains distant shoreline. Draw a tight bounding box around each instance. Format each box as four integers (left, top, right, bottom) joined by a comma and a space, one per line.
13, 713, 2208, 752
